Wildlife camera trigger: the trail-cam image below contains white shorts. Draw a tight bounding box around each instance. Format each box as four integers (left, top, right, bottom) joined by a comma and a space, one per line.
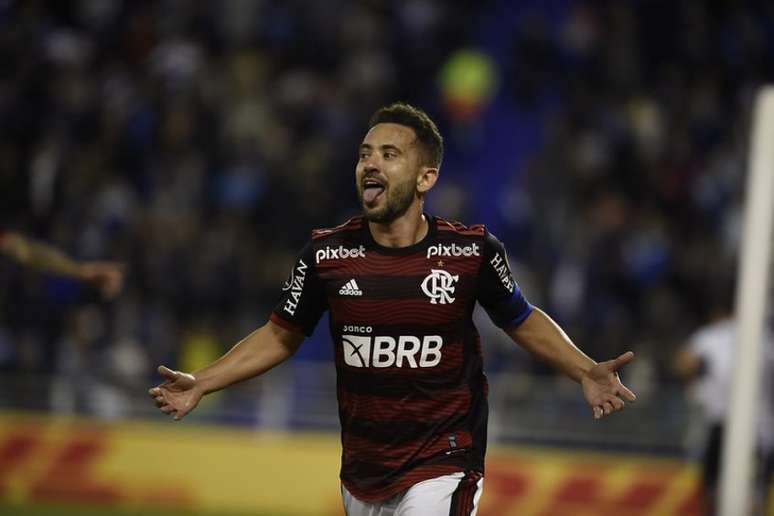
342, 471, 484, 516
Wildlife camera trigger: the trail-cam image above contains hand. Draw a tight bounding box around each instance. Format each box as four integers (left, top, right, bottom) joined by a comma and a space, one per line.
148, 366, 203, 421
581, 351, 637, 420
79, 261, 126, 299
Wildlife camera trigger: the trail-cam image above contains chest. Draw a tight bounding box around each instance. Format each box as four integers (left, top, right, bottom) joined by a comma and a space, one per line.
315, 244, 483, 324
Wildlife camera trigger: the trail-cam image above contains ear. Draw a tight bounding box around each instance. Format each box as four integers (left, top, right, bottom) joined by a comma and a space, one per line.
417, 166, 439, 194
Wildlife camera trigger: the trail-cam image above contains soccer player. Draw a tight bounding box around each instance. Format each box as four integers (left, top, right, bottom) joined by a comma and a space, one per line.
0, 229, 125, 298
149, 103, 637, 515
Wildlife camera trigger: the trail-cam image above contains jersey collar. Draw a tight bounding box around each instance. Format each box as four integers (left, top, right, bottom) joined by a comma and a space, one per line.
362, 213, 437, 256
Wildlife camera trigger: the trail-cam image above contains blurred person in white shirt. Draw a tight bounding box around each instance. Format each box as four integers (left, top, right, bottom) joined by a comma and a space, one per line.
674, 287, 773, 515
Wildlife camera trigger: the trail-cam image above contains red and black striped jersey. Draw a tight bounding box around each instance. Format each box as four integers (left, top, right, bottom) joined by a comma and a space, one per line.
270, 214, 532, 503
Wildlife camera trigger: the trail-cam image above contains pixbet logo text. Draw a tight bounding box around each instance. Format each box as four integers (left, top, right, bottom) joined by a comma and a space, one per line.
316, 245, 366, 264
426, 243, 480, 259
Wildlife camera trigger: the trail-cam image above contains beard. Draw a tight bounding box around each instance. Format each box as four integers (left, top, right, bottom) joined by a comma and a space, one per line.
358, 178, 416, 224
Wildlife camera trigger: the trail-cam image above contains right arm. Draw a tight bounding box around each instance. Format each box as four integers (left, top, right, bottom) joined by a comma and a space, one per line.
197, 320, 304, 394
150, 240, 325, 420
149, 320, 305, 420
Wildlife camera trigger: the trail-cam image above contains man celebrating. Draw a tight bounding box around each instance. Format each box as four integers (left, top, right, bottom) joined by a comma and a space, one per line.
149, 103, 636, 515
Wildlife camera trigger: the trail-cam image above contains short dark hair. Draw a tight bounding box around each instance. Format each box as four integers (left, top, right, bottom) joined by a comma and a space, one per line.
368, 102, 443, 168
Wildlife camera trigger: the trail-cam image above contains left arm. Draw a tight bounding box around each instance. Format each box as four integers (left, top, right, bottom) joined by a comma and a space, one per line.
476, 230, 636, 419
507, 307, 595, 382
508, 308, 637, 419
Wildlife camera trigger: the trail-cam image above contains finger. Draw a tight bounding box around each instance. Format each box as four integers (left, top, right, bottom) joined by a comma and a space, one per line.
608, 396, 625, 411
618, 384, 637, 402
155, 396, 165, 404
148, 387, 161, 397
158, 365, 178, 381
609, 351, 635, 371
593, 406, 603, 420
174, 405, 191, 421
160, 405, 175, 414
602, 401, 615, 416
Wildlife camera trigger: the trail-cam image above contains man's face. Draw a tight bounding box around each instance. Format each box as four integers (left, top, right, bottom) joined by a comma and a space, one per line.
355, 123, 423, 223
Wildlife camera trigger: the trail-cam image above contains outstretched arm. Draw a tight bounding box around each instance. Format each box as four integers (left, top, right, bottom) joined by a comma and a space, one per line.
0, 231, 125, 298
507, 307, 637, 419
148, 320, 304, 420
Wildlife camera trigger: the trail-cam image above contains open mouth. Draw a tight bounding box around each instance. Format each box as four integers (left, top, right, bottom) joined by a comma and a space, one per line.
362, 178, 385, 204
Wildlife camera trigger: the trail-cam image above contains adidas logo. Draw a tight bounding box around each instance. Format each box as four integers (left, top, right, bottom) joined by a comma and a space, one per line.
339, 279, 363, 296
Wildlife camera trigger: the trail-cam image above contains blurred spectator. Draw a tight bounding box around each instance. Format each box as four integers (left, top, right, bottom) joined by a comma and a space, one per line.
50, 304, 127, 418
673, 288, 774, 514
0, 230, 125, 298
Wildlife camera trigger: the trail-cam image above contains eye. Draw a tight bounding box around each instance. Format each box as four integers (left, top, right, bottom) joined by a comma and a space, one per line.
384, 151, 396, 159
359, 152, 369, 160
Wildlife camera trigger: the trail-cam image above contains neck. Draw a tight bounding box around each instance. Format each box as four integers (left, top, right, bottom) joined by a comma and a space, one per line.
368, 202, 428, 248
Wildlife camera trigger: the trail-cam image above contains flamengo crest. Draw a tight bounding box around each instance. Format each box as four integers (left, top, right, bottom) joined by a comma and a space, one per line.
421, 269, 459, 304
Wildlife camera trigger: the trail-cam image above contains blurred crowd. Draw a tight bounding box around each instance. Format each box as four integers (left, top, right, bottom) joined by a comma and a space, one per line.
1, 0, 773, 419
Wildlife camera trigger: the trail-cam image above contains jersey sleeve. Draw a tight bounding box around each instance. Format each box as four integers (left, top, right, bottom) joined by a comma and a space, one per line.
270, 241, 328, 336
476, 230, 533, 329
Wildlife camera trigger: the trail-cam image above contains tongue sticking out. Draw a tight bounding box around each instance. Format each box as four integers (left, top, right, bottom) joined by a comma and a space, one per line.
363, 186, 384, 203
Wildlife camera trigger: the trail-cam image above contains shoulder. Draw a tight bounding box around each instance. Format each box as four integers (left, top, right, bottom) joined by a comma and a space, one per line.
431, 216, 510, 262
689, 320, 734, 354
433, 216, 505, 252
434, 216, 486, 237
311, 216, 365, 241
